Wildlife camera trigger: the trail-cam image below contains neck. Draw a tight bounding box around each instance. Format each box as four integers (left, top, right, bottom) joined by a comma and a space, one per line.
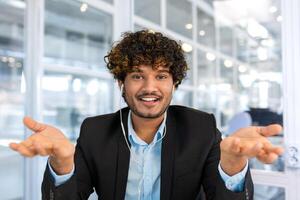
131, 112, 165, 144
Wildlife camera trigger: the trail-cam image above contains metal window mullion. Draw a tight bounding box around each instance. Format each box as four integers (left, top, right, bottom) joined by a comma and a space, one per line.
161, 0, 166, 28
232, 26, 239, 114
192, 1, 198, 109
282, 0, 300, 199
24, 0, 45, 200
113, 0, 133, 111
43, 64, 112, 79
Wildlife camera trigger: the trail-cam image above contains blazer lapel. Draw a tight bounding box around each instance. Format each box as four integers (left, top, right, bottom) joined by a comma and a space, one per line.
114, 108, 131, 200
160, 109, 176, 200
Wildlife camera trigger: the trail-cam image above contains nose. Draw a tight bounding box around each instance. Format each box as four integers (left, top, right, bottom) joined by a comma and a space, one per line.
142, 77, 159, 93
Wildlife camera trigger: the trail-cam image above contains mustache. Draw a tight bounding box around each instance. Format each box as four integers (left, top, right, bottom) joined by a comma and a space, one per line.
136, 91, 162, 99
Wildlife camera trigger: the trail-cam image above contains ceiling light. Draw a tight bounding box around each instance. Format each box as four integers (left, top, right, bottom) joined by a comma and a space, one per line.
1, 57, 8, 62
238, 65, 247, 73
80, 3, 88, 12
199, 30, 206, 36
181, 43, 193, 52
185, 23, 193, 30
257, 47, 268, 61
87, 79, 99, 95
8, 57, 15, 63
224, 60, 233, 68
43, 77, 69, 92
206, 52, 216, 61
72, 78, 82, 92
198, 84, 206, 90
277, 15, 282, 22
247, 19, 269, 38
15, 62, 22, 68
261, 39, 275, 47
269, 6, 278, 13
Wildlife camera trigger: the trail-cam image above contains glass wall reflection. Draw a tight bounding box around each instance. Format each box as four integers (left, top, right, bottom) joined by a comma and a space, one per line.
43, 72, 114, 141
0, 0, 285, 199
134, 0, 160, 24
254, 184, 285, 200
44, 0, 113, 72
167, 0, 192, 38
43, 0, 114, 143
0, 0, 25, 199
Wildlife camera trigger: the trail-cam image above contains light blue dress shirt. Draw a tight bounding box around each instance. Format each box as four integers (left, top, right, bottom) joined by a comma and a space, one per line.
49, 111, 248, 199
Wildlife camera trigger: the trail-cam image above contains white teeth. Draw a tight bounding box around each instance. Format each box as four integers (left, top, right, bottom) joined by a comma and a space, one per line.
141, 97, 157, 101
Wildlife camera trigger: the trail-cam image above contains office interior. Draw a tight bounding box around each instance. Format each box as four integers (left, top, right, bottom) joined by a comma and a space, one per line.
0, 0, 300, 199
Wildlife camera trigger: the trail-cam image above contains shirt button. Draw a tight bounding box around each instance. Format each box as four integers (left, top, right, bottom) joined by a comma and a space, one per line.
226, 181, 233, 188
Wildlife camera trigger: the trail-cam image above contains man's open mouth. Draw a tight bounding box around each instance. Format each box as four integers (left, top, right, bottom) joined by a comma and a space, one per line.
139, 97, 161, 102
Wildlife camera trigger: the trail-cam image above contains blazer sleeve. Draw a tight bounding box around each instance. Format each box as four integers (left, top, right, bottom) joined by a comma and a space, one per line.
41, 119, 94, 200
201, 114, 254, 200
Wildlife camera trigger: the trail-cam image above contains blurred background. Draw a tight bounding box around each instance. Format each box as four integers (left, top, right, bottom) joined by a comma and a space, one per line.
0, 0, 299, 199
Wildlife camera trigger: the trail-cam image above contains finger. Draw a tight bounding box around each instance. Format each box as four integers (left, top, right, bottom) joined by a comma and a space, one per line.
257, 152, 279, 164
9, 142, 19, 151
13, 143, 37, 157
258, 124, 282, 137
264, 145, 284, 155
23, 116, 47, 132
242, 142, 263, 157
231, 137, 241, 154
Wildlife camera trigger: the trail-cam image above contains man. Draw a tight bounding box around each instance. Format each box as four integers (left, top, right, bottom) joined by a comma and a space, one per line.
9, 30, 284, 200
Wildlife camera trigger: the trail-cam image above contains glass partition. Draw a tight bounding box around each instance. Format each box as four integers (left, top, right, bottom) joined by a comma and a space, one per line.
213, 0, 284, 170
0, 0, 25, 199
134, 0, 160, 24
166, 0, 192, 38
254, 184, 285, 200
197, 7, 216, 49
172, 89, 193, 107
43, 72, 114, 140
44, 0, 113, 72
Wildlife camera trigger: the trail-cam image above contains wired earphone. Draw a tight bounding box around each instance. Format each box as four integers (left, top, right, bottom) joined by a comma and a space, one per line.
119, 83, 175, 153
118, 83, 173, 200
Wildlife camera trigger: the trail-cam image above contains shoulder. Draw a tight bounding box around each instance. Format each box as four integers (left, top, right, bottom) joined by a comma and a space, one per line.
81, 107, 129, 128
78, 108, 129, 141
167, 105, 217, 136
168, 105, 214, 120
82, 112, 119, 127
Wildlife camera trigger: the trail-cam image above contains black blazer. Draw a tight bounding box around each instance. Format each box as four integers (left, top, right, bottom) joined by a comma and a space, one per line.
42, 105, 253, 200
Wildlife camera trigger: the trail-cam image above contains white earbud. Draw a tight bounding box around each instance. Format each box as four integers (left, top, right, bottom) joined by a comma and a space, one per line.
172, 85, 175, 95
120, 84, 124, 93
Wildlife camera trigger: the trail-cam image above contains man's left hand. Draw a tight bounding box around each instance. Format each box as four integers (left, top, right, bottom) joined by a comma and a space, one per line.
220, 124, 284, 176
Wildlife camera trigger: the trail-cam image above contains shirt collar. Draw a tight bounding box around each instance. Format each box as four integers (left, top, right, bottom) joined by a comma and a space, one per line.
127, 110, 167, 146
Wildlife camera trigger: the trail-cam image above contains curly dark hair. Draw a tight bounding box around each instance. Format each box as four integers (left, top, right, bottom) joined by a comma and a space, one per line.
104, 30, 188, 88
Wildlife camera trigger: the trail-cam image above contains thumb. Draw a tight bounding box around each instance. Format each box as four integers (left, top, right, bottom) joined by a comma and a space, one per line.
23, 116, 47, 132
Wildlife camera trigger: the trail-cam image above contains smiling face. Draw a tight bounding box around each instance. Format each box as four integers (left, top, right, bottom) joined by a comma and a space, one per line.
122, 65, 174, 119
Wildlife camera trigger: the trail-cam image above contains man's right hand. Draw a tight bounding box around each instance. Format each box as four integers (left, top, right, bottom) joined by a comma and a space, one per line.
9, 116, 75, 175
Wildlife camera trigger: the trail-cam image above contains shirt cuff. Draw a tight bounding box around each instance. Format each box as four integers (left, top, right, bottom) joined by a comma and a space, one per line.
218, 160, 248, 192
47, 159, 74, 187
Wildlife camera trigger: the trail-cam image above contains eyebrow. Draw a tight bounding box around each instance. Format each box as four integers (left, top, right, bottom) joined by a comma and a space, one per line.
131, 68, 170, 73
157, 69, 170, 73
132, 68, 143, 72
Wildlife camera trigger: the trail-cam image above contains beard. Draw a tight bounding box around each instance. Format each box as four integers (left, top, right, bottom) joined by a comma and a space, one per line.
123, 90, 172, 119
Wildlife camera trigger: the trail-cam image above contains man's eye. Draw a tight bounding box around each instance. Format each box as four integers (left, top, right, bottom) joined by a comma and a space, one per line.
157, 74, 168, 80
132, 74, 143, 80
